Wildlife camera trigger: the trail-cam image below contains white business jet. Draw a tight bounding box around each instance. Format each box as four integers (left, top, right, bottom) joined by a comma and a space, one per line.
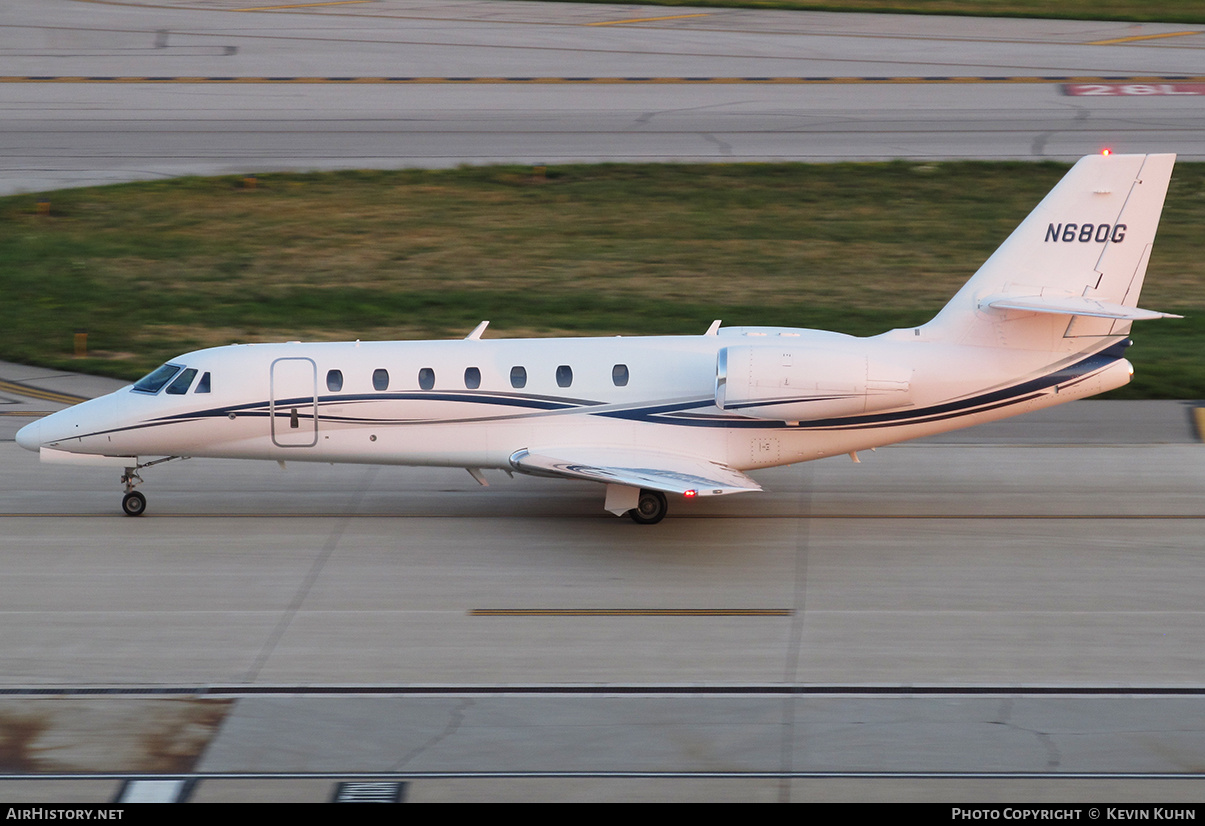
16, 153, 1181, 523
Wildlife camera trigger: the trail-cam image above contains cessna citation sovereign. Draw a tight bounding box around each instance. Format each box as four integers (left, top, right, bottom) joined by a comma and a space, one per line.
16, 153, 1181, 523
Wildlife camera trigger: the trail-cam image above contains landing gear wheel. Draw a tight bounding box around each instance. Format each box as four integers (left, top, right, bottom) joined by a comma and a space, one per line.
122, 490, 147, 517
629, 489, 667, 525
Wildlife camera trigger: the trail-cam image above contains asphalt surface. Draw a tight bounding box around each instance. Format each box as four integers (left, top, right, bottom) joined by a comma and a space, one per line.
1, 1, 1203, 804
2, 1, 1205, 194
2, 360, 1203, 801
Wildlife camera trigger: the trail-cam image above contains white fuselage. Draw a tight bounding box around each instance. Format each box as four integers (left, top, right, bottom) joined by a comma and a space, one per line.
21, 325, 1132, 474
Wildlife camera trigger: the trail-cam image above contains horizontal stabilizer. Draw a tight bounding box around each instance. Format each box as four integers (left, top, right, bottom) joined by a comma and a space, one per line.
509, 447, 761, 496
979, 294, 1181, 321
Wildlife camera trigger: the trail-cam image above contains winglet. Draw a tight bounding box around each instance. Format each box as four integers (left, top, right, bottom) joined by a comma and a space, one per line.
465, 320, 490, 340
705, 320, 722, 336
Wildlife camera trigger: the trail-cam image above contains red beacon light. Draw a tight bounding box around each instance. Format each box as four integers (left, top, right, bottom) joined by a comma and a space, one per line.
1102, 148, 1112, 156
683, 489, 698, 498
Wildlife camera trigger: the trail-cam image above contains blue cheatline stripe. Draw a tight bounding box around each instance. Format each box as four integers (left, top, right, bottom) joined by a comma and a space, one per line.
148, 390, 600, 425
53, 390, 603, 441
724, 394, 855, 412
53, 345, 1127, 442
596, 348, 1126, 430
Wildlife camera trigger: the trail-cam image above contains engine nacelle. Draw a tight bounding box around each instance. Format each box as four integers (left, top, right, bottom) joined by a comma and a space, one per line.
716, 343, 912, 421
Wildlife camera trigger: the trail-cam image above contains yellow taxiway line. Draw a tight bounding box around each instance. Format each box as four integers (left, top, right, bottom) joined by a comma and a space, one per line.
587, 13, 714, 27
1088, 30, 1201, 46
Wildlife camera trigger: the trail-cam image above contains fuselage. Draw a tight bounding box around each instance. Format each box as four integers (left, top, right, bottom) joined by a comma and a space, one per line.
17, 324, 1133, 474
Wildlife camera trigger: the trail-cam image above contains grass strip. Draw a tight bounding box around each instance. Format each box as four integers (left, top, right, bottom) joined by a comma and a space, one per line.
2, 161, 1201, 398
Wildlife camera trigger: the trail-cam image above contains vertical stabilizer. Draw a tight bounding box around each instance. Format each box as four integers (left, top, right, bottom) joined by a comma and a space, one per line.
922, 153, 1176, 350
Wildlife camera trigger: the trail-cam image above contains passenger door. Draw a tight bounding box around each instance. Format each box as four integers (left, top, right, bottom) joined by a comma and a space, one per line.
270, 357, 318, 448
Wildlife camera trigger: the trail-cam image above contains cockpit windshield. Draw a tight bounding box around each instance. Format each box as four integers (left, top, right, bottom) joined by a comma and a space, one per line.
132, 363, 183, 394
165, 368, 198, 395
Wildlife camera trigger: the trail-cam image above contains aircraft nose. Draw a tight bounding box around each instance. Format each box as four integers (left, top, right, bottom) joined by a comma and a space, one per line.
15, 418, 42, 452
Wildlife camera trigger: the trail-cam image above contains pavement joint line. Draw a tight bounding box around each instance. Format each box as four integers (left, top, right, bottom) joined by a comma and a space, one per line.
470, 608, 794, 616
3, 770, 1200, 780
2, 75, 1204, 85
3, 684, 1205, 697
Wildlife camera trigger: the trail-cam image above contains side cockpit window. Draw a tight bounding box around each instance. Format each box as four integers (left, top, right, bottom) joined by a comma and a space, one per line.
165, 368, 198, 395
132, 363, 183, 395
196, 372, 211, 394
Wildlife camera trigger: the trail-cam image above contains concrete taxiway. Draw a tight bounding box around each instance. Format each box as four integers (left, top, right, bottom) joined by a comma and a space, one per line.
2, 0, 1205, 194
1, 0, 1203, 803
1, 361, 1203, 801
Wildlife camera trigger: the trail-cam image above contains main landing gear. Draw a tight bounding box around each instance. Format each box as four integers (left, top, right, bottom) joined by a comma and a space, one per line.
119, 456, 183, 517
122, 490, 146, 517
628, 489, 668, 525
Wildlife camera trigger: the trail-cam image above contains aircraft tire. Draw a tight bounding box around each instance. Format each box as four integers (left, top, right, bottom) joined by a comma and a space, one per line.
122, 490, 147, 517
629, 489, 667, 525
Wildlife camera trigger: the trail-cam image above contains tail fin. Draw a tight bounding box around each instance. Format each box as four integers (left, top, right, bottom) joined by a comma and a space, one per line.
923, 153, 1177, 350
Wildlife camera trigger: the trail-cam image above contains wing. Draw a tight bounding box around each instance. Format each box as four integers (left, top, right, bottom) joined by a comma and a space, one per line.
509, 447, 762, 497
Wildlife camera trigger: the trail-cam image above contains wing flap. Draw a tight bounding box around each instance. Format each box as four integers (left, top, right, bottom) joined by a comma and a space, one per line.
509, 447, 761, 497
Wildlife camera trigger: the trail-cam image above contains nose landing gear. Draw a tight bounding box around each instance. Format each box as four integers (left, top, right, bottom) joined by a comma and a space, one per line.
121, 465, 147, 517
118, 456, 184, 517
